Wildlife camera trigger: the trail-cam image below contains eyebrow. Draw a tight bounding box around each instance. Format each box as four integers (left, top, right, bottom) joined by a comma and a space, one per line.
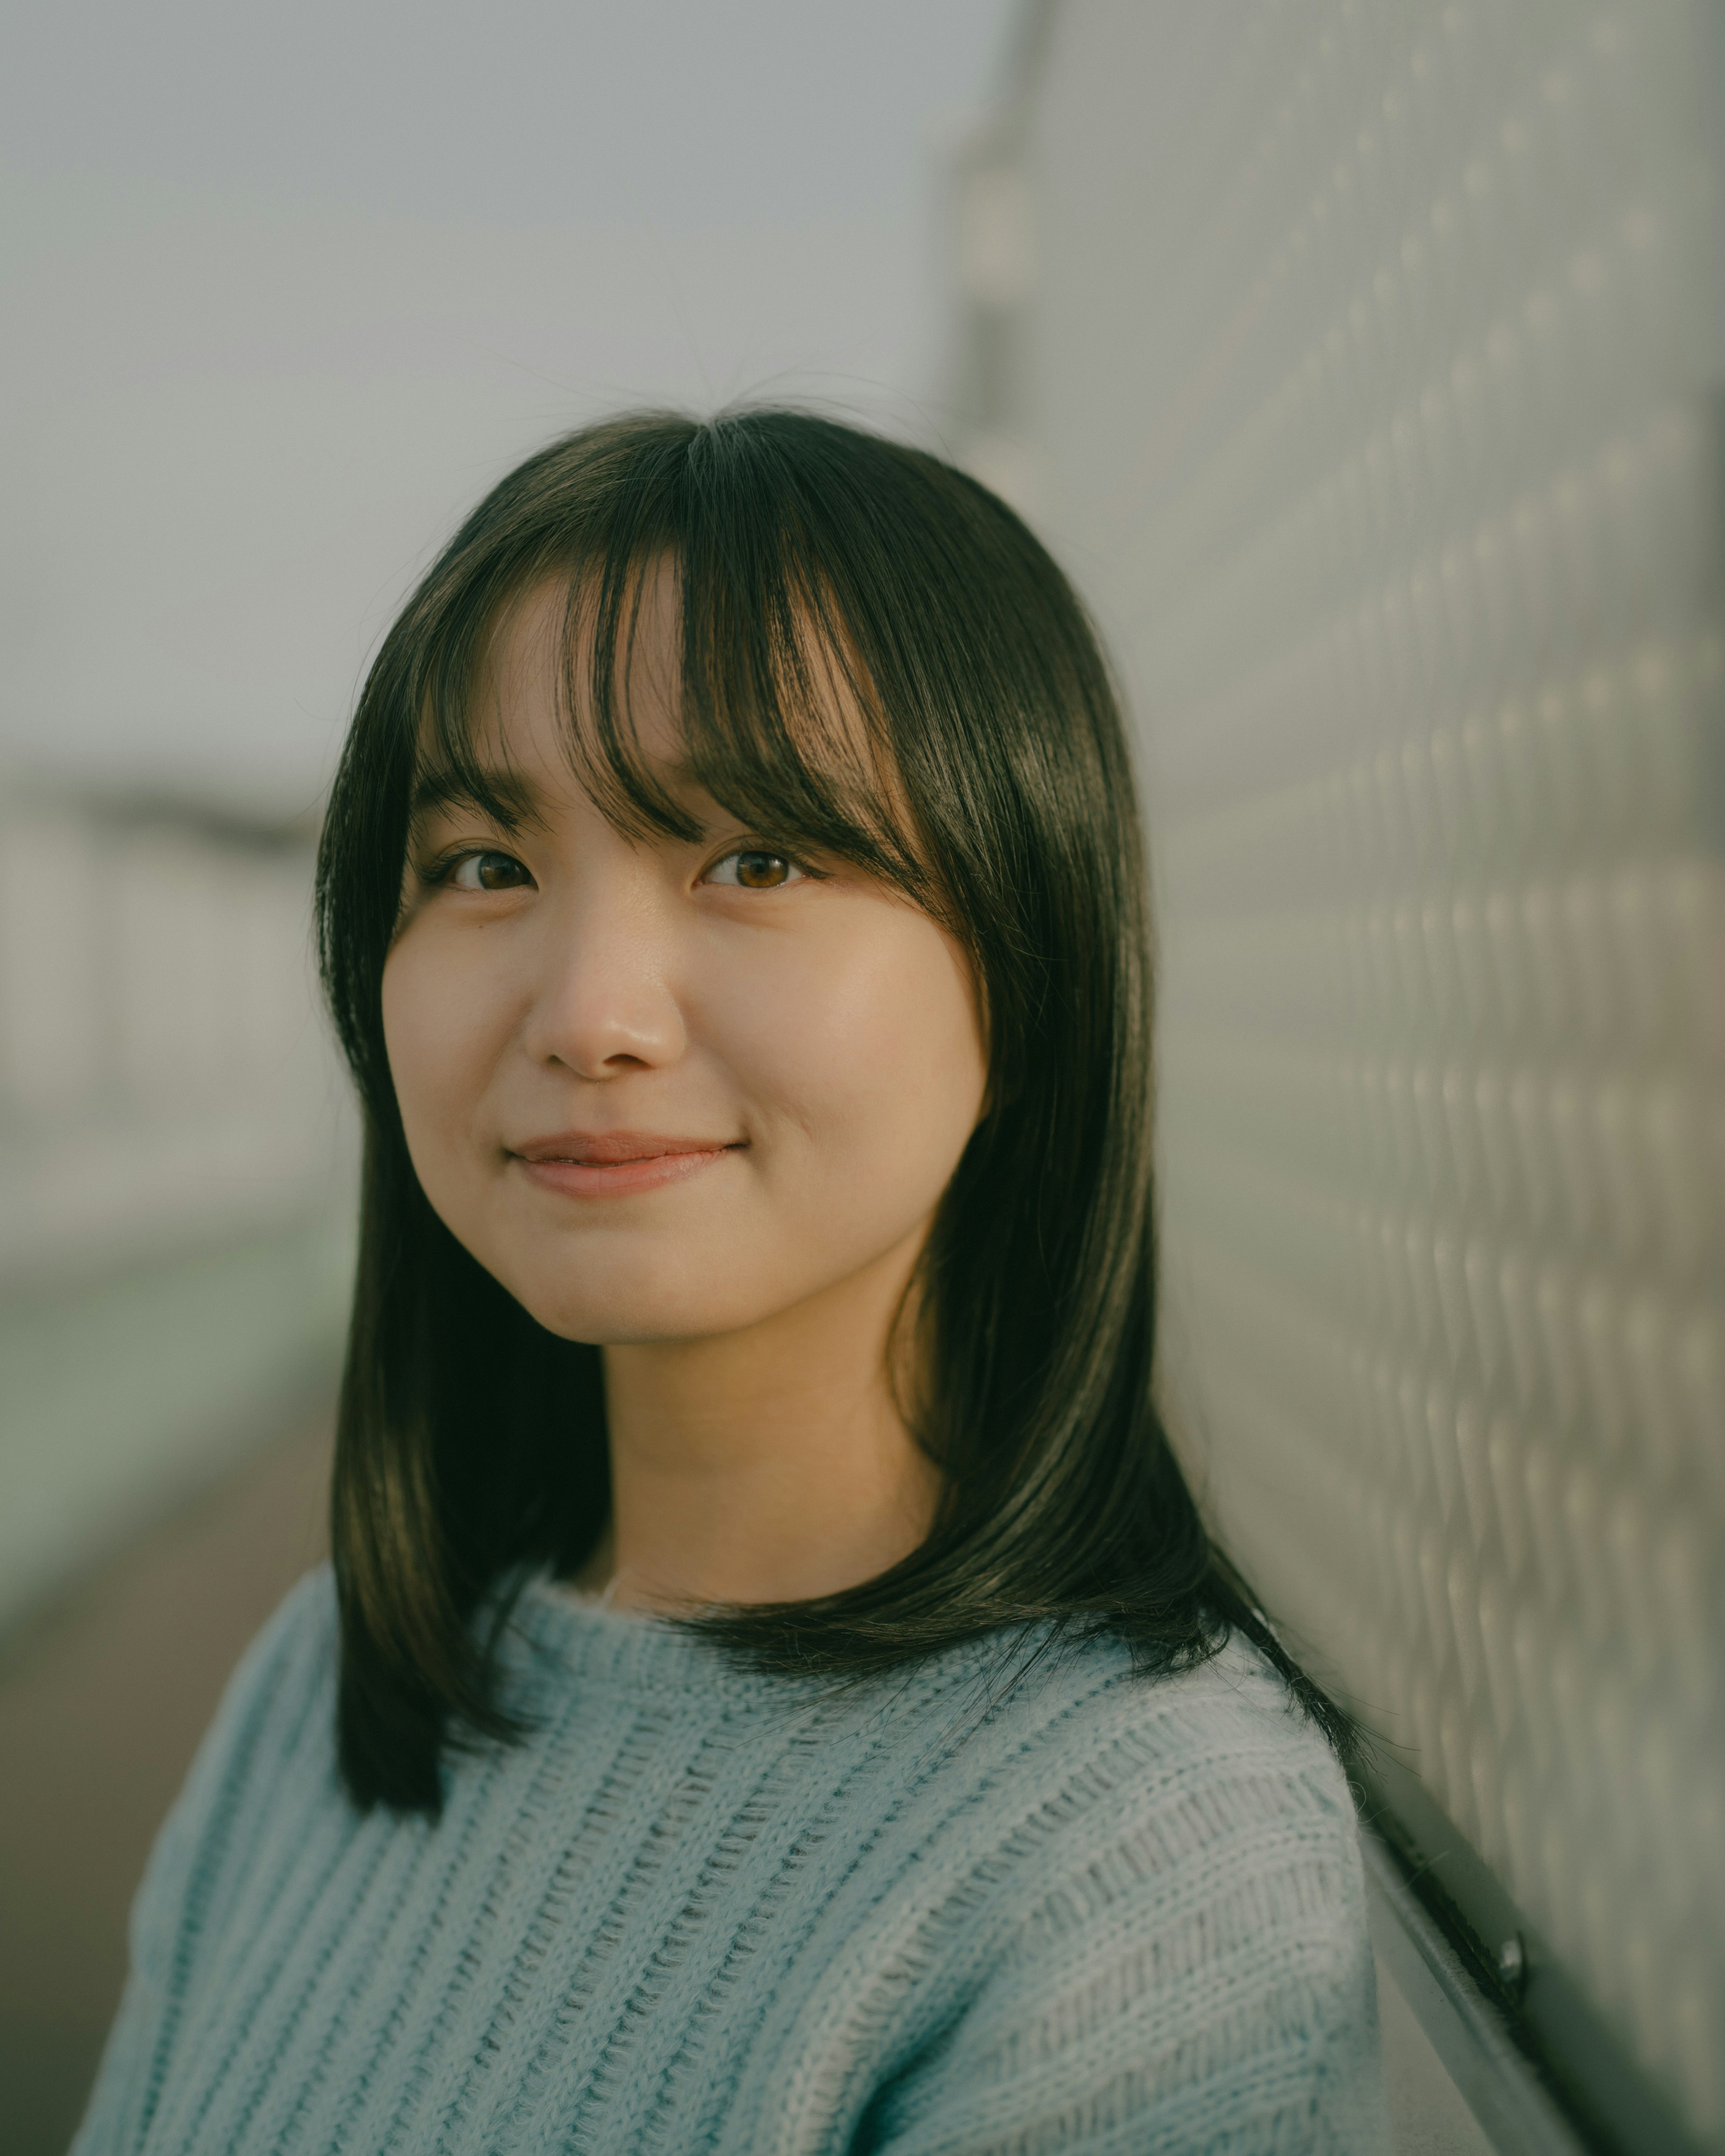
408, 755, 726, 841
408, 764, 546, 830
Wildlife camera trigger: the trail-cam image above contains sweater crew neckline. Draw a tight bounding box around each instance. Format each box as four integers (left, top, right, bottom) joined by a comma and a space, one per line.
511, 1574, 764, 1699
509, 1573, 1051, 1714
508, 1573, 919, 1715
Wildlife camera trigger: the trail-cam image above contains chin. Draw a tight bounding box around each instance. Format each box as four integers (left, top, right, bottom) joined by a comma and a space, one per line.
500, 1256, 780, 1348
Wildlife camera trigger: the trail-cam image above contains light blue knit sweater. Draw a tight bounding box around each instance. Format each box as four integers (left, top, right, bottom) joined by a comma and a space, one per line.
74, 1567, 1387, 2154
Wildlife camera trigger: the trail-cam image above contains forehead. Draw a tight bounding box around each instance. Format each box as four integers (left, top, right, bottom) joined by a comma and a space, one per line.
472, 565, 682, 773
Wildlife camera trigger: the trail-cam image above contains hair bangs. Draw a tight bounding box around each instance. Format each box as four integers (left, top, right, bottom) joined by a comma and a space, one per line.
402, 498, 942, 924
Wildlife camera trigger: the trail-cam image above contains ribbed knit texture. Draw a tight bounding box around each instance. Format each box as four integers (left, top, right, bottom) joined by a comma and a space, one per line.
74, 1568, 1387, 2154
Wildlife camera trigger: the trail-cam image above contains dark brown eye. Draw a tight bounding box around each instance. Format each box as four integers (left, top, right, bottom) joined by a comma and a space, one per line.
449, 850, 530, 892
709, 849, 801, 890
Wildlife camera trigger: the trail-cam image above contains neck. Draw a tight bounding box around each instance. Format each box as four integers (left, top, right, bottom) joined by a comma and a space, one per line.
580, 1232, 940, 1611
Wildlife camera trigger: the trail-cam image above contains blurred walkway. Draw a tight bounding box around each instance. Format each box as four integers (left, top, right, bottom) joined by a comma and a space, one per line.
0, 1412, 332, 2155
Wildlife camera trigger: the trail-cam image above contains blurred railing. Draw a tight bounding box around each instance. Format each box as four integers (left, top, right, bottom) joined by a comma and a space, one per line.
0, 781, 355, 1635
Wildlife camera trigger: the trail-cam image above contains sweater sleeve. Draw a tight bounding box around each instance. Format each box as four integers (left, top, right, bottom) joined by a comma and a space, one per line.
861, 1738, 1390, 2156
69, 1567, 339, 2156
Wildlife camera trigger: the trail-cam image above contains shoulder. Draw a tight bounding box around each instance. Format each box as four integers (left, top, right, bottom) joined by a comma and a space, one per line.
923, 1623, 1376, 2046
987, 1624, 1368, 1944
948, 1621, 1359, 1858
872, 1620, 1371, 1993
186, 1561, 341, 1798
860, 1630, 1386, 2152
130, 1566, 342, 1982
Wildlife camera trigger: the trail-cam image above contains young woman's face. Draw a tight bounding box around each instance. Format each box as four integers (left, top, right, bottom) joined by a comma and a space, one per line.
381, 577, 988, 1347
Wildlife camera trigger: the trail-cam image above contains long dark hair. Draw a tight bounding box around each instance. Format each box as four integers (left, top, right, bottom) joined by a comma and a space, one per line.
316, 407, 1346, 1813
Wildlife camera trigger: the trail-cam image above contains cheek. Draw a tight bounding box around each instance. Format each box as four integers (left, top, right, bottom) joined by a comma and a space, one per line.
380, 932, 510, 1168
709, 915, 986, 1204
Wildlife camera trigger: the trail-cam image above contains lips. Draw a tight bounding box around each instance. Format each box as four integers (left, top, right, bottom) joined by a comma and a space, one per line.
515, 1131, 733, 1165
509, 1130, 742, 1198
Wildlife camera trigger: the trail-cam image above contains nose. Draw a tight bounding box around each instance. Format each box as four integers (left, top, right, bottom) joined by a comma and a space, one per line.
518, 883, 688, 1080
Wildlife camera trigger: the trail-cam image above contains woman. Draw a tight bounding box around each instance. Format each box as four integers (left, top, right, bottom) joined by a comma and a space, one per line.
76, 410, 1386, 2153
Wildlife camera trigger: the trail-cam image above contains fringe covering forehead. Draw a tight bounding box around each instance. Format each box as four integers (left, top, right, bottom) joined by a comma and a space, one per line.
409, 433, 939, 917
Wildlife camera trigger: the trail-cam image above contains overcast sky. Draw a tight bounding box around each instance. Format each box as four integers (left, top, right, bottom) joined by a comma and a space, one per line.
1, 0, 1014, 812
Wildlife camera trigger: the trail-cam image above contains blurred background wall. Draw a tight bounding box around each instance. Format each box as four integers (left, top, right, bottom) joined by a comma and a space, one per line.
0, 5, 1013, 2147
949, 6, 1724, 2154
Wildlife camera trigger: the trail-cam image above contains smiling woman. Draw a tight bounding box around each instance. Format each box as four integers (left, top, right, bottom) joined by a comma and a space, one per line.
73, 411, 1388, 2156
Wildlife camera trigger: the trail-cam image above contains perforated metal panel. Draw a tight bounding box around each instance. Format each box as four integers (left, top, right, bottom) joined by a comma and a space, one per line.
961, 3, 1725, 2143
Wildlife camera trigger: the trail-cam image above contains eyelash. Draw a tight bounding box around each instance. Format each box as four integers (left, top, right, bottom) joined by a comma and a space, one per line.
703, 846, 813, 890
424, 848, 531, 892
420, 844, 817, 892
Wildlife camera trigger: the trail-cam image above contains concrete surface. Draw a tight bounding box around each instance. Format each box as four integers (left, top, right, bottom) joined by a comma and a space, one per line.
0, 1412, 332, 2156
